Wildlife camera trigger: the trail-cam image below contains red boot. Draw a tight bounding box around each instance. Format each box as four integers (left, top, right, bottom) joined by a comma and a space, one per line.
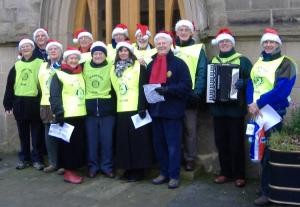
64, 170, 83, 184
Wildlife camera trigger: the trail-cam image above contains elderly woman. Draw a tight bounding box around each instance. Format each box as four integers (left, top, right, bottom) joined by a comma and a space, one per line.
110, 41, 154, 182
210, 28, 252, 188
38, 39, 63, 173
83, 41, 116, 178
248, 28, 297, 206
3, 39, 44, 170
107, 24, 129, 59
148, 32, 192, 189
50, 47, 86, 184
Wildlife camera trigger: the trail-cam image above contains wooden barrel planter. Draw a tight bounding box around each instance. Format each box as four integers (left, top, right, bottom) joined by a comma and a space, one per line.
269, 149, 300, 206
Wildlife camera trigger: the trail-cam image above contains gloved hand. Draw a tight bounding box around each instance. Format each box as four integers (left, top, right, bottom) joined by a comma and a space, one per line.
235, 79, 244, 90
55, 113, 64, 127
138, 110, 147, 119
155, 86, 168, 96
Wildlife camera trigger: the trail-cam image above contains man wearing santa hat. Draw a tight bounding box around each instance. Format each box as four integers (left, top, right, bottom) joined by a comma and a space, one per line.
148, 31, 192, 189
133, 24, 156, 66
210, 28, 252, 188
73, 28, 94, 63
247, 28, 297, 206
174, 19, 207, 171
32, 28, 50, 61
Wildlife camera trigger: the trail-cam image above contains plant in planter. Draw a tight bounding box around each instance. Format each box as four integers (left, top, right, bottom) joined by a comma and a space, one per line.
268, 107, 300, 206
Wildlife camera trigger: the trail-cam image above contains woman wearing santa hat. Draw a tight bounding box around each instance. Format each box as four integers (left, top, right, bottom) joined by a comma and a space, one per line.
133, 24, 156, 66
107, 24, 129, 60
210, 28, 252, 188
73, 28, 94, 63
83, 41, 116, 179
248, 28, 297, 206
3, 38, 44, 170
110, 41, 154, 182
32, 28, 50, 61
38, 39, 63, 173
50, 47, 87, 184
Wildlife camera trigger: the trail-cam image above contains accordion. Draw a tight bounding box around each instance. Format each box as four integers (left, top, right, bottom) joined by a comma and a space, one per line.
206, 64, 240, 103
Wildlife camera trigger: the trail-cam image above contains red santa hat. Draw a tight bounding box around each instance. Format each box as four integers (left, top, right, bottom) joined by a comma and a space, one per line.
18, 38, 35, 51
33, 28, 49, 41
175, 19, 195, 33
63, 47, 81, 60
211, 27, 235, 46
112, 24, 129, 38
73, 29, 93, 44
135, 24, 151, 40
116, 41, 134, 54
46, 39, 63, 52
260, 28, 282, 45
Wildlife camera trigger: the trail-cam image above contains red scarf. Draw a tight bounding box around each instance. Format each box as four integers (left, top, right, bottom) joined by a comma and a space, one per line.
149, 55, 167, 84
61, 64, 82, 74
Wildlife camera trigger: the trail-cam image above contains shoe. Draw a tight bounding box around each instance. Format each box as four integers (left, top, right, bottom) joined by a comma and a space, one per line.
87, 171, 97, 178
127, 171, 143, 182
254, 195, 269, 206
33, 162, 45, 171
103, 171, 115, 178
214, 175, 228, 184
64, 170, 83, 184
185, 160, 195, 171
235, 179, 246, 187
57, 168, 65, 175
152, 175, 169, 185
16, 161, 31, 170
168, 179, 180, 189
43, 165, 57, 173
120, 170, 130, 180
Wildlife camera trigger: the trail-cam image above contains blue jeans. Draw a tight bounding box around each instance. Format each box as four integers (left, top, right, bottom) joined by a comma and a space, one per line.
44, 123, 59, 167
152, 118, 182, 179
86, 115, 115, 173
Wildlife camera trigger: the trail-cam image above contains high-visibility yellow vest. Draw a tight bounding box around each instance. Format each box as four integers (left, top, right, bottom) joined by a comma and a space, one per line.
83, 60, 113, 99
79, 52, 92, 64
38, 62, 60, 105
175, 44, 203, 89
110, 61, 140, 112
14, 58, 43, 96
56, 70, 87, 117
211, 52, 242, 65
107, 44, 116, 62
250, 56, 285, 102
132, 43, 157, 65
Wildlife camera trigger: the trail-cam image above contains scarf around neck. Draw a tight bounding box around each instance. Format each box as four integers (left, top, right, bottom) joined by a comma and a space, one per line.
149, 54, 167, 84
115, 58, 134, 77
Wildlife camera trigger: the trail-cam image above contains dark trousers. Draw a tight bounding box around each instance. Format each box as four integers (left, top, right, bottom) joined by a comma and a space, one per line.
213, 116, 245, 179
44, 123, 59, 167
16, 119, 43, 163
86, 115, 115, 173
152, 118, 182, 179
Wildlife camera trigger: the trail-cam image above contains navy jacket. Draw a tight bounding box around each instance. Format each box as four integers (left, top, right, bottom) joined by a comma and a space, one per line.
147, 51, 192, 119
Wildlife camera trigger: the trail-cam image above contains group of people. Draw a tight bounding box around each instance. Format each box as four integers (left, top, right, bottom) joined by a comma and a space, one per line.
2, 19, 297, 205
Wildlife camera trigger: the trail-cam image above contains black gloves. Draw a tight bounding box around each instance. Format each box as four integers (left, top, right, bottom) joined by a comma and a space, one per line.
155, 86, 168, 95
138, 110, 147, 119
55, 113, 64, 127
235, 79, 244, 90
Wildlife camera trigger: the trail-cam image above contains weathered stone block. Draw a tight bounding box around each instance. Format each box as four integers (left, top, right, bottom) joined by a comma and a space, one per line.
273, 9, 300, 25
0, 9, 15, 22
227, 10, 270, 25
225, 0, 250, 11
4, 0, 19, 9
251, 0, 289, 9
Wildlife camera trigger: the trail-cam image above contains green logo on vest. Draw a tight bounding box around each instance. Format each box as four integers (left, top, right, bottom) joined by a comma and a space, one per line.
92, 80, 100, 88
76, 88, 85, 100
119, 83, 128, 95
253, 76, 264, 86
